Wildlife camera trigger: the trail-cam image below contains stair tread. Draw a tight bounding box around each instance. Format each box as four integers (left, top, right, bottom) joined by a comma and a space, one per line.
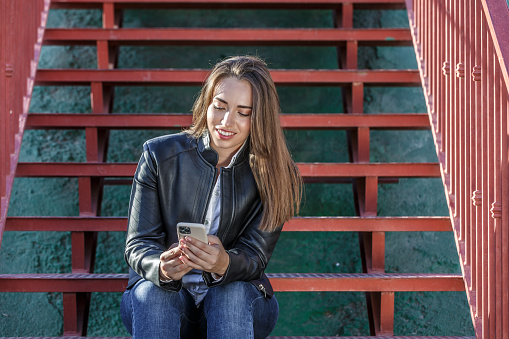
50, 0, 406, 10
0, 272, 463, 278
0, 337, 477, 339
5, 216, 452, 232
43, 27, 412, 46
34, 69, 421, 86
15, 162, 441, 178
270, 337, 476, 339
0, 272, 464, 292
26, 113, 431, 130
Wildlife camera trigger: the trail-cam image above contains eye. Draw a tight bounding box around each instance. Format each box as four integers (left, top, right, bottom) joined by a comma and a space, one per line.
213, 105, 225, 110
238, 112, 250, 117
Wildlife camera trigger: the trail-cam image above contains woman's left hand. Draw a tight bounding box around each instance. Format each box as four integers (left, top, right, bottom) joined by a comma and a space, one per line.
179, 235, 230, 277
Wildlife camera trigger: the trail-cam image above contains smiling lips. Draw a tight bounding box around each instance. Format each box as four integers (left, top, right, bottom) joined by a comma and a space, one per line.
217, 128, 235, 139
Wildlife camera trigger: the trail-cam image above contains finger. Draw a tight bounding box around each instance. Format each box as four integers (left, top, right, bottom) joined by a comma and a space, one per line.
206, 235, 221, 245
160, 243, 181, 261
179, 252, 210, 271
205, 235, 225, 252
161, 259, 187, 273
161, 254, 190, 269
182, 236, 215, 256
184, 235, 209, 249
180, 245, 210, 267
169, 265, 193, 281
162, 260, 192, 280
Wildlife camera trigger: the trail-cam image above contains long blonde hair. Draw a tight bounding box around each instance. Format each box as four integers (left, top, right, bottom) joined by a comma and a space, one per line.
187, 55, 302, 232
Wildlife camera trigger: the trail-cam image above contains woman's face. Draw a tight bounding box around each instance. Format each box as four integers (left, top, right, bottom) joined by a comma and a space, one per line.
207, 76, 252, 163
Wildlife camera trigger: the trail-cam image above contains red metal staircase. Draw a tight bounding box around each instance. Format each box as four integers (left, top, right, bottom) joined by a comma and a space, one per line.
0, 0, 481, 337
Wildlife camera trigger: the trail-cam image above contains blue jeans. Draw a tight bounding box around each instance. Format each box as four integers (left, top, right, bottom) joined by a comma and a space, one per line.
120, 279, 279, 339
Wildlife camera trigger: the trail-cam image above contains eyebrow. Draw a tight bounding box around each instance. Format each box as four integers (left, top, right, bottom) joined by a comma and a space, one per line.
214, 97, 252, 109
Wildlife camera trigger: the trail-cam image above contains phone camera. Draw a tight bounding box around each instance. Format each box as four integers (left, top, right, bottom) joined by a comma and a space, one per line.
179, 226, 191, 234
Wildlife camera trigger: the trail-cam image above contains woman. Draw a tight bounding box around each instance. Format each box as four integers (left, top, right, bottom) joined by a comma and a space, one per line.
120, 55, 302, 338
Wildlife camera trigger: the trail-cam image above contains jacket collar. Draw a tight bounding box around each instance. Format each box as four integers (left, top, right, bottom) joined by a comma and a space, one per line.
197, 132, 250, 168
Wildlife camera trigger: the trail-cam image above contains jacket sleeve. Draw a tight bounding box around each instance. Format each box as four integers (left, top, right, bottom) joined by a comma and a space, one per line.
203, 202, 282, 289
124, 143, 182, 291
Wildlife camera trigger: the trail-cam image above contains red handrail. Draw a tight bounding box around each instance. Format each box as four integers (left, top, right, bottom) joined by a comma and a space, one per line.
406, 0, 509, 337
0, 0, 50, 245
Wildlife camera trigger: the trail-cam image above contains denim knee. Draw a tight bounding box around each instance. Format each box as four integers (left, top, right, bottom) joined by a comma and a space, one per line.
205, 281, 259, 310
203, 281, 279, 339
120, 279, 184, 338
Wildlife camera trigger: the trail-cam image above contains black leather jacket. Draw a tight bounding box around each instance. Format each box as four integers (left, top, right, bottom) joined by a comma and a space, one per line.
125, 132, 280, 298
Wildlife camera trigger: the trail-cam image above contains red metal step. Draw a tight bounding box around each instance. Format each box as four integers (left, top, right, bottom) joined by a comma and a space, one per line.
270, 337, 475, 339
50, 0, 406, 10
34, 69, 421, 87
25, 113, 432, 130
0, 272, 464, 293
14, 162, 441, 179
0, 338, 477, 339
4, 216, 452, 232
43, 28, 412, 46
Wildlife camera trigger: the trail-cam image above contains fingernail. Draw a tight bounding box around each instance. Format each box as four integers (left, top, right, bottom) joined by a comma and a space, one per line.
185, 236, 192, 242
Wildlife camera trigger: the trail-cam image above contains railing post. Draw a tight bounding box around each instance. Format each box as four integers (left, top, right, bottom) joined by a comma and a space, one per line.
407, 0, 509, 337
0, 0, 49, 245
502, 90, 509, 339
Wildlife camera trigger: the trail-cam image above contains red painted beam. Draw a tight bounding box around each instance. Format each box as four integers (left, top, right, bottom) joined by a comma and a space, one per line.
0, 335, 476, 339
25, 113, 431, 130
34, 69, 421, 87
27, 113, 193, 129
0, 272, 463, 293
4, 216, 452, 232
43, 28, 412, 46
0, 274, 127, 292
15, 162, 441, 178
297, 162, 440, 178
5, 217, 127, 232
271, 337, 475, 339
268, 273, 465, 292
0, 337, 131, 339
279, 113, 430, 129
50, 0, 406, 10
284, 216, 451, 232
16, 163, 137, 177
2, 338, 471, 339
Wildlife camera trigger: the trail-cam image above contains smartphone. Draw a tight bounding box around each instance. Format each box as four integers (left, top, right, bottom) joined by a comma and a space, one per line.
177, 222, 208, 244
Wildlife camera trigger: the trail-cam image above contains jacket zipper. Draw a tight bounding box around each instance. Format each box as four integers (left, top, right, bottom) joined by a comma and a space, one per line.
218, 167, 233, 243
258, 284, 268, 298
200, 167, 218, 224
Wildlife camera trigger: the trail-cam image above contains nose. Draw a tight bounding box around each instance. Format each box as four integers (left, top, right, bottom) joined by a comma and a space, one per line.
222, 110, 233, 127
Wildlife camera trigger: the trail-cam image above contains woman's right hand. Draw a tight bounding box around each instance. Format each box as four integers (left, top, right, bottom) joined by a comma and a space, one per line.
159, 243, 192, 281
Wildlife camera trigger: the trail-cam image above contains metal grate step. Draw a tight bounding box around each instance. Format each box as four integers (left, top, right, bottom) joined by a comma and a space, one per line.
43, 28, 412, 46
25, 113, 432, 130
0, 337, 477, 339
5, 216, 452, 232
50, 0, 407, 10
34, 69, 422, 87
0, 272, 463, 293
15, 162, 441, 179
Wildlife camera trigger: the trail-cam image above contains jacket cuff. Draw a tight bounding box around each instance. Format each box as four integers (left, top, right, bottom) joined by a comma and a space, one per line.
136, 253, 182, 292
158, 278, 182, 291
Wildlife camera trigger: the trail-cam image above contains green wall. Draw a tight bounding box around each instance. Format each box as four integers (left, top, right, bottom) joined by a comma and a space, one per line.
0, 8, 474, 337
